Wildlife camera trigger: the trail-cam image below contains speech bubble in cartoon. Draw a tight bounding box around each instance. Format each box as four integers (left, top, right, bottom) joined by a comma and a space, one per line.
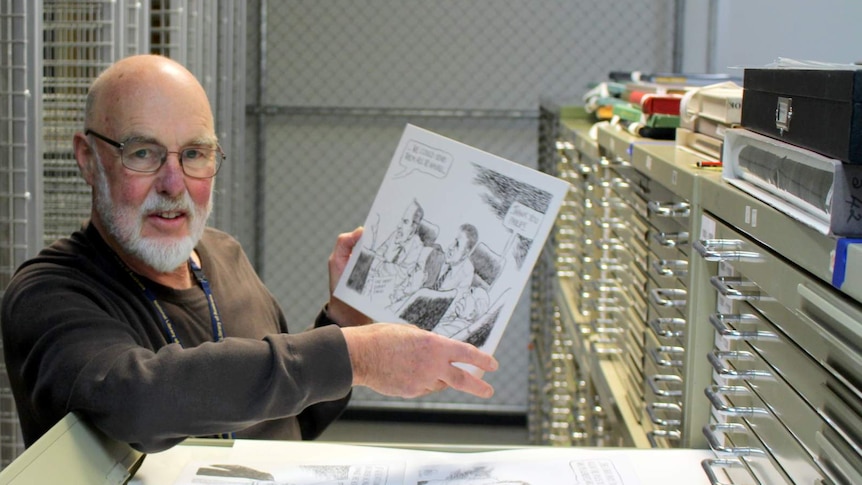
392, 139, 454, 179
503, 201, 542, 240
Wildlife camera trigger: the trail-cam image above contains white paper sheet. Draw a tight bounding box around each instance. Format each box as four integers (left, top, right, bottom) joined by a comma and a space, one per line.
170, 447, 641, 485
132, 440, 713, 485
334, 124, 570, 357
152, 440, 713, 485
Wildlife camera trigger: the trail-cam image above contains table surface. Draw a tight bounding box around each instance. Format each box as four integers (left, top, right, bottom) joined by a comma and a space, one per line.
130, 439, 715, 484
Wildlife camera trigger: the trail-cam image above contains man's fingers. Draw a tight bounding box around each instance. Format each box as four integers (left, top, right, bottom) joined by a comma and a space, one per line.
428, 380, 448, 393
433, 335, 497, 397
449, 340, 499, 373
343, 323, 497, 399
329, 227, 364, 294
440, 364, 494, 398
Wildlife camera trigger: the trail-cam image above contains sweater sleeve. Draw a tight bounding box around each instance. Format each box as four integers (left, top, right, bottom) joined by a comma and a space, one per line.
2, 266, 354, 453
296, 306, 354, 439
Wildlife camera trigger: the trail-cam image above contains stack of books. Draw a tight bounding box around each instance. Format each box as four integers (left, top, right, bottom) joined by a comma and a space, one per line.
583, 71, 739, 140
676, 82, 743, 161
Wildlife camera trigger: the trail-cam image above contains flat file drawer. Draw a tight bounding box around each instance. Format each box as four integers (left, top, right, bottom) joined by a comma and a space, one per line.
706, 385, 822, 484
696, 215, 862, 484
710, 300, 862, 473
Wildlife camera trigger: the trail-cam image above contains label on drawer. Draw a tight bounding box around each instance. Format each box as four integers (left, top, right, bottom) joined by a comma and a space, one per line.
714, 330, 731, 353
700, 215, 716, 240
716, 262, 735, 315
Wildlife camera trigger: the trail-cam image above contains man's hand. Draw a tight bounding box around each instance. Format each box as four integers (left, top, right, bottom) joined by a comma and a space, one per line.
327, 227, 372, 326
341, 323, 498, 399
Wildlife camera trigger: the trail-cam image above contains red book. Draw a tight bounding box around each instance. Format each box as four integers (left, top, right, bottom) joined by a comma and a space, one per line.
640, 93, 682, 115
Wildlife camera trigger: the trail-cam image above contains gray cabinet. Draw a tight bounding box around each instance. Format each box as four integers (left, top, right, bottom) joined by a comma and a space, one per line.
532, 105, 862, 484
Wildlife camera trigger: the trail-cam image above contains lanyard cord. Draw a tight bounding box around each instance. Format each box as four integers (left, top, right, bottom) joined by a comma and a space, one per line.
115, 253, 234, 439
188, 258, 225, 343
116, 256, 225, 346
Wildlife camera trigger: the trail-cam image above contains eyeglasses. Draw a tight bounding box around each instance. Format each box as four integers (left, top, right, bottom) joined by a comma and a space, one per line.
85, 129, 225, 179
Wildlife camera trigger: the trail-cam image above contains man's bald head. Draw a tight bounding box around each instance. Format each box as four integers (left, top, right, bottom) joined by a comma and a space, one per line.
85, 54, 214, 133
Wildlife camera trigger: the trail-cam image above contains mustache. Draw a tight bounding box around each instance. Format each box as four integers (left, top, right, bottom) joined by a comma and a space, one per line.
141, 192, 194, 216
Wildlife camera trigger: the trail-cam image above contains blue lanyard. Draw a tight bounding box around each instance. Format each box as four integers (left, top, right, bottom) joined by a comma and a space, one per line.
117, 254, 234, 439
188, 258, 225, 344
119, 257, 225, 346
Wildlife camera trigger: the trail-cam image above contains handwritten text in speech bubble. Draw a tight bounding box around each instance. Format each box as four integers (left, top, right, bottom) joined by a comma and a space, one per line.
503, 201, 543, 239
392, 140, 453, 179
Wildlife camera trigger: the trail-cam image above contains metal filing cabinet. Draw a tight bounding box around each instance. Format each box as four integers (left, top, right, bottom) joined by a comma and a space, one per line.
532, 105, 613, 447
532, 107, 719, 449
695, 173, 862, 485
533, 105, 862, 484
629, 142, 718, 451
532, 105, 736, 451
594, 123, 720, 449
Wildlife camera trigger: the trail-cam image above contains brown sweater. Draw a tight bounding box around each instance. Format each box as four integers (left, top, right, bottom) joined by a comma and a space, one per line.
1, 222, 353, 452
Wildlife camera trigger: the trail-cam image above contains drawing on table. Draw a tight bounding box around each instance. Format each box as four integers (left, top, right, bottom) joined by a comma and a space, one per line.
192, 462, 392, 484
416, 464, 531, 485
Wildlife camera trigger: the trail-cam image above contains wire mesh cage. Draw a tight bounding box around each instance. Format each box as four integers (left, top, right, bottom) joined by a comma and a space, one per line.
1, 0, 676, 466
0, 0, 37, 467
41, 0, 148, 245
0, 0, 246, 467
255, 0, 676, 412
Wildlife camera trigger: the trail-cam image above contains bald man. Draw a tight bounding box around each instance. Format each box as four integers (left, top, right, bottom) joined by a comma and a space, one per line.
1, 55, 497, 453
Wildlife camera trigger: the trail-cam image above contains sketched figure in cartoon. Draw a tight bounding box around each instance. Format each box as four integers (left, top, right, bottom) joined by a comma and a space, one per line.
390, 224, 480, 330
346, 199, 425, 299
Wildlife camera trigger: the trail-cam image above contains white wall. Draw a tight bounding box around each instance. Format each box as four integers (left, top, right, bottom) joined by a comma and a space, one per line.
682, 0, 862, 74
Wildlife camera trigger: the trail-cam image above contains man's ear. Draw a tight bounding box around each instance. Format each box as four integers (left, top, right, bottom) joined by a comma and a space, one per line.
73, 132, 97, 186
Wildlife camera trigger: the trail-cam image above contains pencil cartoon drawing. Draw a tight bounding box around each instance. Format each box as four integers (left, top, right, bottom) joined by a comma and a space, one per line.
416, 464, 531, 485
336, 125, 569, 356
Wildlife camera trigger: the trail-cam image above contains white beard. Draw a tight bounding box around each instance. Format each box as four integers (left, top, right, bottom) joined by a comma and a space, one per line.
93, 159, 212, 273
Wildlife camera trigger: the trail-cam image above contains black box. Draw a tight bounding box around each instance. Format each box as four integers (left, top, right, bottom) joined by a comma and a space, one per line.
742, 68, 862, 164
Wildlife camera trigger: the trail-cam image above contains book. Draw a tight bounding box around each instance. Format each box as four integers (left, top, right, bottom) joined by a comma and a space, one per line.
640, 93, 683, 116
334, 124, 569, 357
680, 82, 742, 128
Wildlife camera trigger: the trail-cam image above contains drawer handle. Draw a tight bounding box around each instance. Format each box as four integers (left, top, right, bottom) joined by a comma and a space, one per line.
598, 178, 627, 190
595, 198, 627, 210
597, 217, 627, 231
652, 231, 689, 248
583, 280, 624, 293
595, 238, 626, 253
708, 313, 776, 341
649, 346, 685, 367
651, 259, 689, 278
612, 178, 631, 189
693, 239, 763, 262
650, 288, 687, 307
648, 317, 686, 339
594, 258, 627, 273
648, 200, 691, 218
647, 374, 684, 397
590, 340, 623, 355
607, 157, 630, 167
646, 402, 682, 427
585, 299, 625, 314
709, 275, 767, 301
702, 423, 765, 456
591, 320, 625, 334
705, 385, 769, 417
701, 458, 756, 485
707, 350, 772, 380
